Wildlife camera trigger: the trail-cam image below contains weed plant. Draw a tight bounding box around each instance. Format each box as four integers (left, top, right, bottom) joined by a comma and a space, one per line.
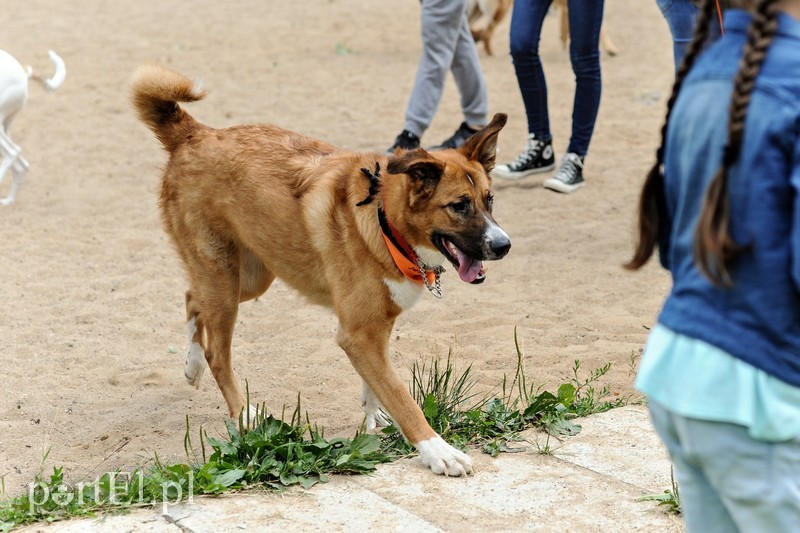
638, 467, 682, 514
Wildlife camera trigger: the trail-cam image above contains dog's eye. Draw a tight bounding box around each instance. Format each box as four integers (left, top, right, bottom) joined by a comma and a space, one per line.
486, 193, 494, 210
448, 198, 471, 215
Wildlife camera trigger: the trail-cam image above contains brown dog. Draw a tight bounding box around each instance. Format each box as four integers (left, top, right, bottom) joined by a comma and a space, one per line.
131, 64, 511, 476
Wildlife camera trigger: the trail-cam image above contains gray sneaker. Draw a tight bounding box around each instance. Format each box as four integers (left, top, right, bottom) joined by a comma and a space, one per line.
544, 153, 585, 193
492, 134, 555, 180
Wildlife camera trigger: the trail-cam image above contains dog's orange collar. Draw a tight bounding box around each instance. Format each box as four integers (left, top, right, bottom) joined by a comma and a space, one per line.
377, 206, 443, 296
356, 162, 443, 297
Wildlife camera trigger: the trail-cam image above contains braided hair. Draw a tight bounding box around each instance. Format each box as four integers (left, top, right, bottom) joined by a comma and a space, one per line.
626, 0, 781, 288
693, 0, 780, 285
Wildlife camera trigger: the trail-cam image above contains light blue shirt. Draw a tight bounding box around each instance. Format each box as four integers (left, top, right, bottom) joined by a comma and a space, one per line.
636, 324, 800, 442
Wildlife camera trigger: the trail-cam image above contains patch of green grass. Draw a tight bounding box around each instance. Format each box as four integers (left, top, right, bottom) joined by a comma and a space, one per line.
380, 327, 630, 457
1, 329, 629, 530
0, 398, 394, 531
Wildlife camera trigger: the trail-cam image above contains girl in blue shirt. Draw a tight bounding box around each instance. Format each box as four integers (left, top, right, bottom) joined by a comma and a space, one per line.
627, 0, 800, 530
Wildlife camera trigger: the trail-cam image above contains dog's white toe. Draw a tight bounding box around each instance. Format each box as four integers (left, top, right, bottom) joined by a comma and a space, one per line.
416, 436, 473, 476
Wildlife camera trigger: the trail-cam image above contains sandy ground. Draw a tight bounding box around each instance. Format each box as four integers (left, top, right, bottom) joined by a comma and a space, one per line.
2, 0, 675, 511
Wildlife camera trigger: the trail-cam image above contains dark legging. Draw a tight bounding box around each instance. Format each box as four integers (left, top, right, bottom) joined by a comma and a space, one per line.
509, 0, 604, 157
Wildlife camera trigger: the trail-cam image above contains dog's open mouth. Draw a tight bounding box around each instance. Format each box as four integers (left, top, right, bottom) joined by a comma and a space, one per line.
435, 235, 486, 284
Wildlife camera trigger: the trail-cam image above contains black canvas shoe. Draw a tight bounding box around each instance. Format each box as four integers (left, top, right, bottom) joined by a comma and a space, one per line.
543, 153, 585, 193
429, 122, 480, 150
492, 134, 555, 180
386, 130, 421, 154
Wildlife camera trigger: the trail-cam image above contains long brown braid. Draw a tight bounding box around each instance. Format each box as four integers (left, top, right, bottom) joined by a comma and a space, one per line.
624, 0, 718, 271
693, 0, 780, 286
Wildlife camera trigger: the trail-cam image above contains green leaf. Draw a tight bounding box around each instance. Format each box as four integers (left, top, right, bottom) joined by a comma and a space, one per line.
299, 476, 319, 490
212, 469, 245, 488
422, 394, 439, 420
546, 418, 581, 437
207, 437, 238, 457
557, 383, 576, 406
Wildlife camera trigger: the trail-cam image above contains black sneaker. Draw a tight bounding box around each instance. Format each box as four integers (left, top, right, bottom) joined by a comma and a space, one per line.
492, 134, 555, 180
544, 153, 585, 193
429, 122, 480, 150
386, 130, 421, 154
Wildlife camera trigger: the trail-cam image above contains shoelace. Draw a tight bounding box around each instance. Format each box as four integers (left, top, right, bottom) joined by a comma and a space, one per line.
554, 154, 583, 182
509, 136, 543, 170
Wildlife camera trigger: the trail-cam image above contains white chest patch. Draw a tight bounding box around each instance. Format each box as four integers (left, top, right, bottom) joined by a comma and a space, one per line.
384, 278, 424, 311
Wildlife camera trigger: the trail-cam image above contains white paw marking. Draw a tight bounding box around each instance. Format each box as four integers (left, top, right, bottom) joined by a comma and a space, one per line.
184, 317, 205, 388
416, 436, 473, 477
361, 382, 392, 431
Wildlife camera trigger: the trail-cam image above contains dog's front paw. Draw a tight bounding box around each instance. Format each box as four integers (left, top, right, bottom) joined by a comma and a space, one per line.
184, 343, 205, 388
416, 436, 473, 477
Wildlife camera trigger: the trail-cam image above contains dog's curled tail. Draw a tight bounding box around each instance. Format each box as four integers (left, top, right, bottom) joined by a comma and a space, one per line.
27, 50, 67, 92
131, 64, 206, 152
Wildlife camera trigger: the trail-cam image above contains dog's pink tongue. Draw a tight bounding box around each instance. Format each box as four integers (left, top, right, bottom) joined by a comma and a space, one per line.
454, 248, 484, 283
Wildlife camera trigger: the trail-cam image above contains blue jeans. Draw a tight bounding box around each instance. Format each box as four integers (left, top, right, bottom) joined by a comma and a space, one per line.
655, 0, 699, 70
656, 0, 724, 71
649, 401, 800, 532
509, 0, 604, 157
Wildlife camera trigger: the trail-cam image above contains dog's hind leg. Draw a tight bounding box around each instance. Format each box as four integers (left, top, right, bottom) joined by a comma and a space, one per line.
183, 249, 272, 389
174, 230, 255, 419
184, 291, 207, 388
361, 381, 391, 431
191, 279, 248, 418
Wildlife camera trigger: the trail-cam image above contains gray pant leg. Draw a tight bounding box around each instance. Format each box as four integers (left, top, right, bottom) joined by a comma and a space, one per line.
649, 400, 800, 532
451, 10, 488, 128
405, 0, 485, 137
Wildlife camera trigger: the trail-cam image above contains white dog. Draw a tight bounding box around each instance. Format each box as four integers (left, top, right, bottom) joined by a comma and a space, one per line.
0, 49, 66, 206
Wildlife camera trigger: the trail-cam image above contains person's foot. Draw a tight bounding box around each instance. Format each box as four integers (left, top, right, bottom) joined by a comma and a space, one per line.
491, 134, 555, 180
543, 153, 585, 194
386, 130, 421, 154
429, 122, 480, 150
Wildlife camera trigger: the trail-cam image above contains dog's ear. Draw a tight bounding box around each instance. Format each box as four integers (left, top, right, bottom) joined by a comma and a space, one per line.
459, 113, 507, 173
387, 149, 445, 198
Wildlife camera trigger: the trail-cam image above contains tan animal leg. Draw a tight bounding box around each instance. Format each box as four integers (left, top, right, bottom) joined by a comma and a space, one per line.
174, 232, 274, 418
336, 318, 472, 476
600, 30, 618, 56
558, 1, 569, 49
182, 241, 273, 401
557, 0, 617, 56
187, 271, 246, 418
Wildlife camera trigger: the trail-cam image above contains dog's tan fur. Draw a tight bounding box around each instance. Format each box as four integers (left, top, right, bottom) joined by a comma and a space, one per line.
131, 64, 510, 476
468, 0, 618, 58
468, 0, 513, 56
554, 0, 618, 57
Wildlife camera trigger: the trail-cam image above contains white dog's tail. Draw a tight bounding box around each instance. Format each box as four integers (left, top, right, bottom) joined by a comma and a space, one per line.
28, 50, 66, 92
